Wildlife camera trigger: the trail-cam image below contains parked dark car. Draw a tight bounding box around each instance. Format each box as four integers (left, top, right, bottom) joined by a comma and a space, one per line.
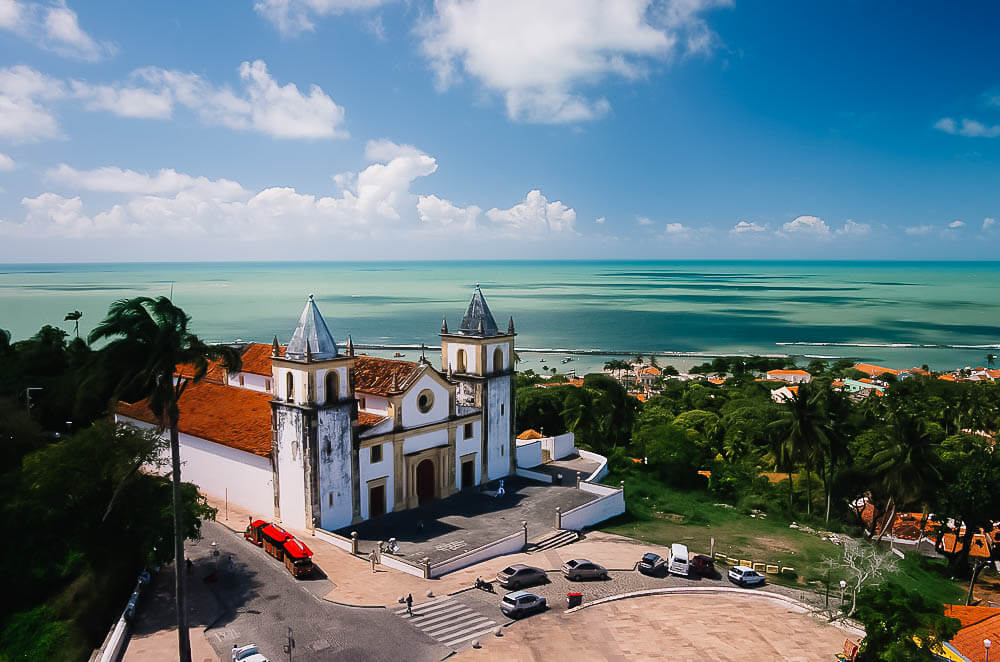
690, 554, 715, 577
496, 564, 546, 589
637, 552, 666, 576
500, 591, 547, 618
562, 559, 608, 581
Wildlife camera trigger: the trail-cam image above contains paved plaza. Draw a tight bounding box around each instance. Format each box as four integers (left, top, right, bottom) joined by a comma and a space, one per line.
337, 475, 597, 564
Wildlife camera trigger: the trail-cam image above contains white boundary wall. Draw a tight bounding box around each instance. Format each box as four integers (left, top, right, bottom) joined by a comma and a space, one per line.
429, 530, 525, 578
580, 481, 620, 497
542, 433, 576, 460
515, 439, 543, 468
314, 528, 354, 553
515, 467, 553, 483
577, 449, 609, 482
560, 489, 625, 531
380, 554, 426, 578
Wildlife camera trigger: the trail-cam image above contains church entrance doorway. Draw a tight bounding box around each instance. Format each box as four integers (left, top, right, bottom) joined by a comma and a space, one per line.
416, 459, 435, 505
461, 459, 475, 489
369, 484, 385, 518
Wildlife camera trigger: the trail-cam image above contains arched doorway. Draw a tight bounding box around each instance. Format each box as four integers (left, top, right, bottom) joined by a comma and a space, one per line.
416, 459, 435, 506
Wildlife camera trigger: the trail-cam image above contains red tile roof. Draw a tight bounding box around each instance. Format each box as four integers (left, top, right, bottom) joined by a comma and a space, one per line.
767, 369, 810, 376
940, 532, 993, 558
854, 362, 900, 376
357, 411, 386, 433
944, 605, 1000, 662
117, 380, 273, 457
517, 429, 544, 440
176, 359, 225, 383
354, 356, 419, 396
241, 342, 284, 375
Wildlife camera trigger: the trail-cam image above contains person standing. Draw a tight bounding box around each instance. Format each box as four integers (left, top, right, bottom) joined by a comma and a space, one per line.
369, 549, 377, 573
405, 593, 413, 616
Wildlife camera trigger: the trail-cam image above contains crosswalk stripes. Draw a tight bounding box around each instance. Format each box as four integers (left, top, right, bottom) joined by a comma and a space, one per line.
392, 596, 499, 649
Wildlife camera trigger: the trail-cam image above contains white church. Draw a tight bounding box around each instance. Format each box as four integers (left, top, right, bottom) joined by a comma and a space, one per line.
118, 286, 517, 533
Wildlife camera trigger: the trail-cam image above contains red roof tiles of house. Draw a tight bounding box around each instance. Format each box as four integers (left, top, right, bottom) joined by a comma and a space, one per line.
940, 532, 993, 558
766, 369, 810, 377
517, 429, 544, 440
353, 356, 419, 396
943, 605, 1000, 662
241, 342, 284, 375
175, 359, 226, 384
117, 380, 273, 457
853, 362, 900, 376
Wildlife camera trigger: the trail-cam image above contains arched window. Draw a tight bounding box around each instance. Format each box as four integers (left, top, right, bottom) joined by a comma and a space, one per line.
285, 372, 294, 403
456, 348, 467, 373
325, 370, 339, 404
493, 347, 504, 373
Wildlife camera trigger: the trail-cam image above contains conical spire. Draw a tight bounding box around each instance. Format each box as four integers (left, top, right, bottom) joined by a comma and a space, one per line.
441, 316, 448, 334
508, 316, 515, 335
286, 294, 338, 360
346, 335, 354, 357
271, 335, 280, 356
458, 284, 499, 337
390, 370, 399, 393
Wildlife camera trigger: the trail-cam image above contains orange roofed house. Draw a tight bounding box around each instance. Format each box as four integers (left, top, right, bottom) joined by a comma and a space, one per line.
117, 286, 517, 532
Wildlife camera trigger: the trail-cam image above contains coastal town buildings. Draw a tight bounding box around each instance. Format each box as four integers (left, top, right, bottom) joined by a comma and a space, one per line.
117, 286, 517, 532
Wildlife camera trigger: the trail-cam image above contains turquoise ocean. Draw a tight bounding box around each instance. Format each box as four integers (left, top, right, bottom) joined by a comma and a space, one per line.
1, 261, 998, 373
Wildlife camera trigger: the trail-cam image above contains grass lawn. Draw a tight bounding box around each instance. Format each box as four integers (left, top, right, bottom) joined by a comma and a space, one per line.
599, 470, 965, 604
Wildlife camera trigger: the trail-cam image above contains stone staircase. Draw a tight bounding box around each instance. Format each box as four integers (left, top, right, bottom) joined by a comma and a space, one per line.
526, 529, 579, 554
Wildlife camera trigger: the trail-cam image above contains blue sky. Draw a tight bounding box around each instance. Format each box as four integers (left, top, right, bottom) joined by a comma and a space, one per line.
1, 0, 999, 261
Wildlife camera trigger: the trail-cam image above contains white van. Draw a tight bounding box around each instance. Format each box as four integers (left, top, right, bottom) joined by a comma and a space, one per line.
668, 543, 689, 577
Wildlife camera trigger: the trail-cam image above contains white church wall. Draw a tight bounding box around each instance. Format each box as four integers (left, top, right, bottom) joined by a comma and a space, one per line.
403, 428, 448, 455
358, 394, 389, 415
227, 371, 271, 394
446, 342, 479, 374
400, 374, 450, 428
274, 407, 307, 529
486, 374, 512, 481
542, 433, 576, 460
273, 367, 306, 404
317, 407, 353, 531
118, 416, 273, 516
359, 442, 394, 519
515, 439, 543, 468
486, 342, 509, 373
455, 420, 481, 488
316, 366, 349, 404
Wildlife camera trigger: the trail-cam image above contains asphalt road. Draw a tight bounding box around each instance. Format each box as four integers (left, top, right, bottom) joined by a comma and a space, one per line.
161, 520, 449, 662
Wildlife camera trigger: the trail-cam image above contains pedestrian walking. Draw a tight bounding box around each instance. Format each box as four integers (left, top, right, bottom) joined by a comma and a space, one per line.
369, 549, 378, 573
405, 593, 413, 616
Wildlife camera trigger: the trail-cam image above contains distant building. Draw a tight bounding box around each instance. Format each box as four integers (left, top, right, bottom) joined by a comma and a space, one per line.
765, 369, 812, 384
770, 385, 799, 403
853, 362, 900, 378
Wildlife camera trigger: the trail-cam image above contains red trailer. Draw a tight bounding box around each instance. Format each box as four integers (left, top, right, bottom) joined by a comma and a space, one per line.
282, 538, 314, 578
260, 524, 291, 561
244, 518, 268, 546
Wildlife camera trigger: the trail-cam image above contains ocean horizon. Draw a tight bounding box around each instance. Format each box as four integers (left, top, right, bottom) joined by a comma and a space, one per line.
2, 259, 998, 374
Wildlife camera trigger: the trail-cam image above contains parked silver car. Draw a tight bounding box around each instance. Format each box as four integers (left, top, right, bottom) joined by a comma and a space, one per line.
496, 563, 546, 589
500, 591, 547, 618
561, 558, 608, 581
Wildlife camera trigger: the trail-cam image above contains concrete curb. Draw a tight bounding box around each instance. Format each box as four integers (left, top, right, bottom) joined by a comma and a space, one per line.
320, 597, 386, 609
566, 586, 824, 615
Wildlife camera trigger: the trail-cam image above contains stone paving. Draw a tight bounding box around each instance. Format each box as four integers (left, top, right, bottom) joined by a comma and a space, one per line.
336, 475, 597, 565
453, 593, 857, 661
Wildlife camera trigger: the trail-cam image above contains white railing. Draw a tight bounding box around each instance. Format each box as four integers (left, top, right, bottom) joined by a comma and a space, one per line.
579, 480, 620, 497
95, 574, 146, 662
577, 449, 609, 482
560, 488, 624, 531
515, 467, 553, 483
428, 530, 525, 578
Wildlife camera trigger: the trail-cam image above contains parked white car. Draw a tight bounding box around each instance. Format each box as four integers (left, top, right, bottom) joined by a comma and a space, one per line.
232, 644, 269, 662
727, 565, 766, 587
668, 543, 689, 577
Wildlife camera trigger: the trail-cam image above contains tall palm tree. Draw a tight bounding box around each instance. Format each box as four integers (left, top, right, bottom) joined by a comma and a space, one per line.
769, 383, 832, 517
89, 297, 240, 662
64, 310, 82, 339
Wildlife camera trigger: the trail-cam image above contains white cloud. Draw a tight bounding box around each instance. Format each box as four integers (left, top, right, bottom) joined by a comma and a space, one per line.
984, 217, 996, 231
0, 65, 65, 141
782, 215, 831, 238
486, 190, 577, 237
935, 117, 1000, 138
595, 216, 606, 224
254, 0, 391, 36
664, 222, 689, 234
0, 0, 113, 60
45, 164, 246, 198
948, 220, 965, 229
905, 225, 934, 236
730, 220, 766, 234
838, 219, 870, 237
0, 60, 347, 142
0, 152, 14, 170
638, 216, 654, 225
416, 194, 480, 232
419, 0, 728, 123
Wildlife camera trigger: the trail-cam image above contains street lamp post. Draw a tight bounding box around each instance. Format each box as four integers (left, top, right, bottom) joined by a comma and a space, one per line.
985, 638, 992, 662
839, 580, 847, 608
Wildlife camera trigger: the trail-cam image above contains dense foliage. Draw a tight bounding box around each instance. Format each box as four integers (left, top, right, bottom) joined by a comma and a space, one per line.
854, 583, 961, 661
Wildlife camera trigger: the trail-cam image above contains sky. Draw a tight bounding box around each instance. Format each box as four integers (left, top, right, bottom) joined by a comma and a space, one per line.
1, 0, 1000, 261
